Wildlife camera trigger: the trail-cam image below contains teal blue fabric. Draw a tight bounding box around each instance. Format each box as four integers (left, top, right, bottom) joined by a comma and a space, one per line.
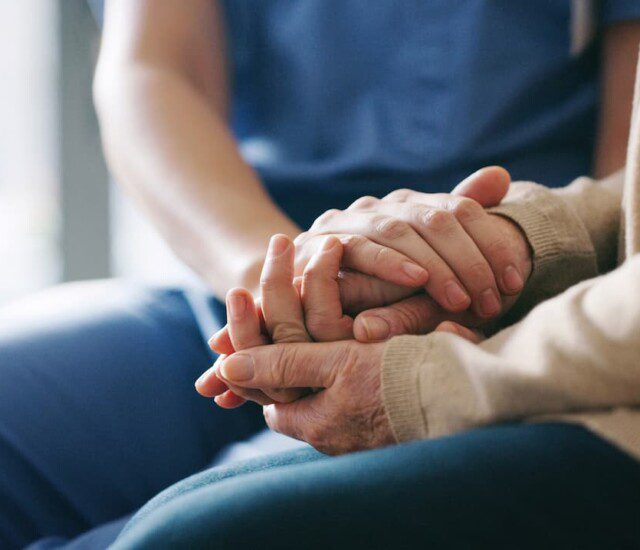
0, 282, 264, 549
113, 424, 640, 549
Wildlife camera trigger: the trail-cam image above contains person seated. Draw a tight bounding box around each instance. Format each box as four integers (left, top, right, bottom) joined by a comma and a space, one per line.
120, 143, 640, 547
3, 1, 640, 548
122, 92, 640, 547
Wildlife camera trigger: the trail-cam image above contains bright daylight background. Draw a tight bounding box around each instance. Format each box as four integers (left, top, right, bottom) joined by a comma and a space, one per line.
0, 1, 191, 306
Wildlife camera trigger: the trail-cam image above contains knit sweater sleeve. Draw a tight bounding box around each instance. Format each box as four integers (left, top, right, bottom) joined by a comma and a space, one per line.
487, 173, 623, 324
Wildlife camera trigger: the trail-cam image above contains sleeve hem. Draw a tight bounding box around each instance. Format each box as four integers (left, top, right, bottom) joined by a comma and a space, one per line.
381, 336, 430, 443
488, 182, 598, 323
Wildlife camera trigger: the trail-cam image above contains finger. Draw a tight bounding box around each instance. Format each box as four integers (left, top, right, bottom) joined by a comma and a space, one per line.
302, 237, 353, 341
218, 341, 343, 390
204, 351, 305, 404
208, 326, 234, 355
295, 233, 428, 288
214, 390, 247, 409
336, 234, 429, 287
219, 384, 274, 406
368, 202, 500, 318
309, 210, 471, 313
337, 271, 417, 315
451, 166, 510, 207
434, 321, 485, 343
380, 166, 510, 208
408, 204, 502, 319
226, 288, 268, 350
378, 191, 524, 298
196, 355, 231, 397
450, 206, 526, 296
353, 294, 477, 342
261, 234, 311, 343
196, 354, 277, 405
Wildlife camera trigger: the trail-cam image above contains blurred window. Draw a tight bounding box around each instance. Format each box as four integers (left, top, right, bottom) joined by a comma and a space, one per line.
0, 0, 59, 303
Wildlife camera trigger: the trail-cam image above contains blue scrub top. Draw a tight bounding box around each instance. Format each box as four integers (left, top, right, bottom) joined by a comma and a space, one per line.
221, 1, 640, 228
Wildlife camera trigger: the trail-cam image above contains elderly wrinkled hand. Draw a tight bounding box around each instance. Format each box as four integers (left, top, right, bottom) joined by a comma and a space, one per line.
197, 233, 353, 409
196, 233, 482, 453
216, 338, 391, 455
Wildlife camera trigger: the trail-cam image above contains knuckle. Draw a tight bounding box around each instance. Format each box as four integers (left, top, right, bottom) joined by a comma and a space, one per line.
340, 234, 368, 255
349, 195, 378, 210
451, 197, 484, 223
306, 315, 338, 339
372, 245, 392, 270
310, 209, 341, 230
270, 346, 294, 385
421, 255, 444, 276
466, 261, 495, 285
390, 304, 424, 334
305, 312, 328, 330
259, 276, 283, 293
383, 188, 412, 202
406, 203, 428, 223
293, 231, 310, 247
271, 321, 308, 344
302, 262, 326, 283
374, 216, 411, 240
482, 236, 512, 260
422, 208, 454, 232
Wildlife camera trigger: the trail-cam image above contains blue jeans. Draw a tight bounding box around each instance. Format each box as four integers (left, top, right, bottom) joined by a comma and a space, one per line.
1, 281, 639, 548
0, 281, 265, 548
113, 424, 640, 550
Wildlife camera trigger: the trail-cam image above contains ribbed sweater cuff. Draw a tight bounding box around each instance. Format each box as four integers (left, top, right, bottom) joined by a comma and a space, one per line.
381, 335, 431, 442
489, 182, 598, 322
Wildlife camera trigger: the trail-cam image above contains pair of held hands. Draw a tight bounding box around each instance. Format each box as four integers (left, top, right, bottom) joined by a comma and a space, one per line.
196, 166, 532, 454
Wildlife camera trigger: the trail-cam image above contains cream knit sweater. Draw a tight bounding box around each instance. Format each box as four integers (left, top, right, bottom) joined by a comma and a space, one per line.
381, 49, 640, 460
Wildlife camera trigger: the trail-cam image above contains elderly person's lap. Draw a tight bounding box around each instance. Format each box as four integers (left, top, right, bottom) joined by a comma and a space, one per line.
113, 423, 640, 549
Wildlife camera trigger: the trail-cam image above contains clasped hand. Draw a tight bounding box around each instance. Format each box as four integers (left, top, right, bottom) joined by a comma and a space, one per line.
196, 167, 530, 454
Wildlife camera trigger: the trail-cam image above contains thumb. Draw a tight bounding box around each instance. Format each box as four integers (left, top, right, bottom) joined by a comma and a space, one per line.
218, 341, 342, 389
353, 295, 478, 342
452, 166, 510, 207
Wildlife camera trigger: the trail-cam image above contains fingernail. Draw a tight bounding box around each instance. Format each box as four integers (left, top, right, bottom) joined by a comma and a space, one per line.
220, 354, 255, 382
402, 262, 428, 282
360, 316, 390, 341
502, 265, 524, 292
208, 328, 224, 348
268, 234, 290, 257
228, 293, 246, 319
195, 367, 216, 389
480, 289, 501, 317
444, 282, 470, 309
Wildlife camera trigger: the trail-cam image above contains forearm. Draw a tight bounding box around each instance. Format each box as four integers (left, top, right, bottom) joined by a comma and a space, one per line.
95, 65, 299, 297
382, 255, 640, 442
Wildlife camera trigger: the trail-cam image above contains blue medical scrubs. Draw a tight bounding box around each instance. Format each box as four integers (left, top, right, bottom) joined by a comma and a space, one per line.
221, 1, 639, 228
8, 1, 640, 548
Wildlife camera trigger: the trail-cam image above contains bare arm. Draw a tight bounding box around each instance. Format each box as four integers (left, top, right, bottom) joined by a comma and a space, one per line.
94, 0, 300, 298
594, 20, 640, 178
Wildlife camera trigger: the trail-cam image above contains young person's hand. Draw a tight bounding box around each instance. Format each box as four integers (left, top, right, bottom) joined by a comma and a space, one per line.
295, 166, 531, 320
209, 166, 532, 355
198, 234, 351, 406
